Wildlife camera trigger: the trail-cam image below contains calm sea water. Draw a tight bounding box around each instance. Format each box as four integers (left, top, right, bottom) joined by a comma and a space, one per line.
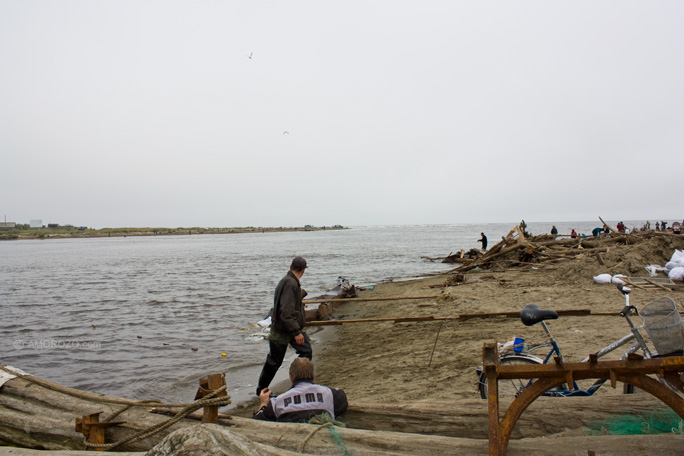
0, 221, 647, 407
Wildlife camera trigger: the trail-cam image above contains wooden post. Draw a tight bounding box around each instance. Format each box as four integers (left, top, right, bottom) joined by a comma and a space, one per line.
483, 343, 500, 456
195, 373, 227, 424
74, 412, 124, 451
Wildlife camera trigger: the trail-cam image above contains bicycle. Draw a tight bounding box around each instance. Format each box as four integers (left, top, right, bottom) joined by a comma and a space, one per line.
477, 284, 684, 399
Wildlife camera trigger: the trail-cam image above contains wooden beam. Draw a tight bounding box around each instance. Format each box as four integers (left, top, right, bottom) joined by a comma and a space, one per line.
598, 216, 617, 234
303, 295, 441, 304
306, 309, 592, 326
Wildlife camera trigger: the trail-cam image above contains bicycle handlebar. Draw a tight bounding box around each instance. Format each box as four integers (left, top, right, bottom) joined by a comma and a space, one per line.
619, 305, 640, 317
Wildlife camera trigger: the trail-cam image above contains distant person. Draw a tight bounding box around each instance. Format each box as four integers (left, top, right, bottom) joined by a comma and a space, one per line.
253, 358, 348, 422
616, 222, 625, 232
656, 222, 660, 231
478, 232, 488, 250
592, 227, 603, 237
550, 226, 558, 236
662, 221, 668, 230
570, 229, 577, 239
257, 256, 312, 396
520, 246, 535, 263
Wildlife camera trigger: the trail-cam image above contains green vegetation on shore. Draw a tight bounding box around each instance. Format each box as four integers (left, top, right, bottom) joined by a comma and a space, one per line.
0, 224, 345, 240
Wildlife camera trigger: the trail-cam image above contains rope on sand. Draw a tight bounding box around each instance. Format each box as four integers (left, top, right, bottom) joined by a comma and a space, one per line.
300, 413, 352, 455
83, 385, 230, 450
0, 364, 232, 451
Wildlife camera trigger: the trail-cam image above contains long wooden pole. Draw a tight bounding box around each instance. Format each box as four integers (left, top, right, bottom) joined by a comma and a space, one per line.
307, 309, 684, 326
303, 295, 441, 304
599, 216, 618, 234
306, 309, 594, 326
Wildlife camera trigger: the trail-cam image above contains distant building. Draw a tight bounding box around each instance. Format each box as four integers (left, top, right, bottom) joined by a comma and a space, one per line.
0, 222, 16, 230
30, 220, 43, 229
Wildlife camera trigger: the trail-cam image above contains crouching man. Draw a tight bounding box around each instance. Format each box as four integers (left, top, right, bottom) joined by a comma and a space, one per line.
253, 358, 348, 422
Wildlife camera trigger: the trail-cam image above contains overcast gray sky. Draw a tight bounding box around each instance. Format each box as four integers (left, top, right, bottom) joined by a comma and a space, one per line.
1, 1, 682, 228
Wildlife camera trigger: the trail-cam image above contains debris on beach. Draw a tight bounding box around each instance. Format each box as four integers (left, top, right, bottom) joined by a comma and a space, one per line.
438, 220, 684, 290
244, 333, 267, 343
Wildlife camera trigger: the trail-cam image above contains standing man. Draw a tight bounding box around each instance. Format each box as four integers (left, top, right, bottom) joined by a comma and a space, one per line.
478, 232, 488, 250
257, 256, 312, 396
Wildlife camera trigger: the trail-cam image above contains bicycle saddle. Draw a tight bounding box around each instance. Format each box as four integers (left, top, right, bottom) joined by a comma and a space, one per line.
520, 303, 559, 326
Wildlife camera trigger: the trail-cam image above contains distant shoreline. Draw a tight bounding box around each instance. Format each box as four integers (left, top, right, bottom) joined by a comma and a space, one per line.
0, 225, 346, 241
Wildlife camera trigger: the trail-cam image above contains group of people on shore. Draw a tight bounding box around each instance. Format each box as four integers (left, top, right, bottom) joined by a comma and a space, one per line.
477, 220, 682, 248
254, 256, 348, 423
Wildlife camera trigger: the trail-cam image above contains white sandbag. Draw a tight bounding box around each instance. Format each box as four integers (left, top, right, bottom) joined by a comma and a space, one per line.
670, 249, 684, 263
612, 274, 626, 284
668, 267, 684, 281
593, 274, 612, 284
665, 261, 681, 271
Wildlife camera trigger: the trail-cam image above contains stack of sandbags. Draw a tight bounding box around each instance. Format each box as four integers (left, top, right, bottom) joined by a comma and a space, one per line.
593, 273, 627, 284
665, 250, 684, 280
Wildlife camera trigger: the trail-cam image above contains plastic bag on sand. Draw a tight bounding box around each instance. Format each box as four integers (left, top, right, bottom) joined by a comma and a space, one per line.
593, 274, 612, 284
612, 274, 627, 284
668, 267, 684, 281
645, 265, 664, 277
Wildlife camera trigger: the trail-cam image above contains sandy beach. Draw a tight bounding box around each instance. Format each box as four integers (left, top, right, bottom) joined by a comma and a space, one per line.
234, 230, 684, 453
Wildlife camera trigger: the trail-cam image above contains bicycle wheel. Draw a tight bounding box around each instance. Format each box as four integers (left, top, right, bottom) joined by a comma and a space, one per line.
478, 355, 543, 399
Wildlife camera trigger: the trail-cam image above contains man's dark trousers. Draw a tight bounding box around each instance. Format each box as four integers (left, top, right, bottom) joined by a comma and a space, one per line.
257, 333, 312, 395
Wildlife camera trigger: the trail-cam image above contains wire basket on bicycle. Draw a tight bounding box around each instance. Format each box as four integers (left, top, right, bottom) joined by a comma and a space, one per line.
641, 297, 684, 357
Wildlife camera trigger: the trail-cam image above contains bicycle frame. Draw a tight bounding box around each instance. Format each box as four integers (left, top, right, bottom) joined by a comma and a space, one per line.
477, 284, 668, 399
508, 302, 651, 397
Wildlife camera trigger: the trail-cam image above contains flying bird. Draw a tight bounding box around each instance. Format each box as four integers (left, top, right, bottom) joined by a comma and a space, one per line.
245, 52, 253, 59
283, 131, 289, 135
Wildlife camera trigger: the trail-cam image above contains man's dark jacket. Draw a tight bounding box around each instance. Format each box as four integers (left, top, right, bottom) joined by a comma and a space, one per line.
271, 270, 305, 337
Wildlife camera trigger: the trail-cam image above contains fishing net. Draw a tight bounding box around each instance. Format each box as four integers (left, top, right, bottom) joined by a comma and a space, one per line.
304, 413, 355, 456
587, 409, 684, 435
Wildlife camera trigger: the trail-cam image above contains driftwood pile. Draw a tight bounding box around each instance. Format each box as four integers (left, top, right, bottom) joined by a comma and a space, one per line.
441, 222, 678, 276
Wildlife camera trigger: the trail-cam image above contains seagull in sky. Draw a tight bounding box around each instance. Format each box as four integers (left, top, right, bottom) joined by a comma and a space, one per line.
246, 52, 253, 59
283, 131, 290, 135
